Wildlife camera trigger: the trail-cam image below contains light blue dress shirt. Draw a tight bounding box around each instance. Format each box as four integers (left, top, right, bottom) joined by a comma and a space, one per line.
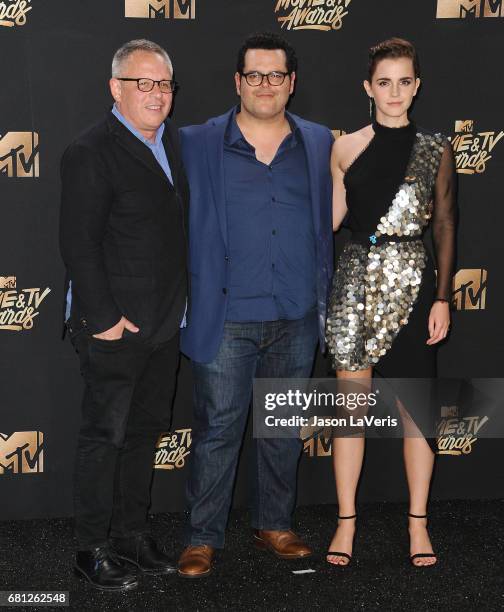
112, 103, 173, 185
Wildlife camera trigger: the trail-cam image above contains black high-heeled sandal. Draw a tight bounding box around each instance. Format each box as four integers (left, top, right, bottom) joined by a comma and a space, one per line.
327, 514, 356, 566
408, 513, 437, 567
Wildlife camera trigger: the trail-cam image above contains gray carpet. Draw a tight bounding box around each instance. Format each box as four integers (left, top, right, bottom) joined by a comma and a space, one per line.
1, 500, 503, 611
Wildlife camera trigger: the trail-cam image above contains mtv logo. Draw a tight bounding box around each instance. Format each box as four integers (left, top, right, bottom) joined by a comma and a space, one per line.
302, 431, 332, 457
0, 276, 16, 288
482, 0, 504, 16
125, 0, 195, 19
455, 120, 474, 133
0, 132, 39, 177
437, 0, 480, 17
452, 269, 487, 310
437, 0, 503, 17
441, 405, 458, 417
0, 432, 44, 474
125, 0, 168, 17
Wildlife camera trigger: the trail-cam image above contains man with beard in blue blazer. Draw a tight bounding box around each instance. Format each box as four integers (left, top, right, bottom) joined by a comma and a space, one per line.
178, 32, 334, 578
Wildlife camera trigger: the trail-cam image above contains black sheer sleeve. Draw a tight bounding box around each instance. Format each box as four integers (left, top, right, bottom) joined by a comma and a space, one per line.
432, 139, 458, 301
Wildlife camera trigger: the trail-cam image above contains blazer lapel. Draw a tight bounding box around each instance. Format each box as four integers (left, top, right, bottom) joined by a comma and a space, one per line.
108, 114, 172, 185
205, 115, 228, 247
295, 116, 321, 238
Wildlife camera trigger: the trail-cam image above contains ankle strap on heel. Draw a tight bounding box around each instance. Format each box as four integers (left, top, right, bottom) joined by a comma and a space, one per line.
337, 514, 357, 519
408, 513, 427, 518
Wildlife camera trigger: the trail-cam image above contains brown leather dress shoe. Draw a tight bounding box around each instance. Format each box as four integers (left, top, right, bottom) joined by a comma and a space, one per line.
177, 545, 214, 578
253, 530, 312, 559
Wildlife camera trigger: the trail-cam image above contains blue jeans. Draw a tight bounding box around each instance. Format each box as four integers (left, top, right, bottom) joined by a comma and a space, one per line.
185, 309, 318, 548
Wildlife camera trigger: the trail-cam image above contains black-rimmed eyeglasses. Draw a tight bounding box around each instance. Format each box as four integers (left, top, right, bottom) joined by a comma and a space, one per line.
117, 78, 178, 94
240, 71, 290, 87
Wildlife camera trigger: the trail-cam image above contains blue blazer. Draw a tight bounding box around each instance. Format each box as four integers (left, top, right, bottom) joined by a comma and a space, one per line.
180, 108, 334, 363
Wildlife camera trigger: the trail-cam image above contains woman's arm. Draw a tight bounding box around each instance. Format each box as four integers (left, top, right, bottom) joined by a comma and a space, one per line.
432, 141, 458, 301
427, 140, 458, 345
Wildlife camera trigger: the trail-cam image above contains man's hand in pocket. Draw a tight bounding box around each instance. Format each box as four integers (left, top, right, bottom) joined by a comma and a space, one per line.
92, 316, 139, 340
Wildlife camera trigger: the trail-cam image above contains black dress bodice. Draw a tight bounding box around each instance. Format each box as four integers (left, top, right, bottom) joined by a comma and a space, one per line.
341, 120, 457, 301
343, 121, 417, 233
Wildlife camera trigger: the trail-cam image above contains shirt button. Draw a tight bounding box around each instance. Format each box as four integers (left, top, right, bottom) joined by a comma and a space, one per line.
222, 288, 227, 295
224, 255, 229, 262
272, 197, 276, 202
272, 263, 275, 269
272, 230, 276, 236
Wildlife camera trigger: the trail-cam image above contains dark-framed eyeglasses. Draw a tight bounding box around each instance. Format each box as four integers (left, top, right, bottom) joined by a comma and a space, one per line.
117, 77, 178, 94
240, 71, 290, 87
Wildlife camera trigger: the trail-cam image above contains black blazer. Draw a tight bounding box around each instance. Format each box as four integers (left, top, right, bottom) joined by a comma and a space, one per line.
59, 112, 189, 343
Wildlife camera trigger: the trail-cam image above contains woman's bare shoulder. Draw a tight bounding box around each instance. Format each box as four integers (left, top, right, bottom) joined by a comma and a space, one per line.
335, 125, 373, 149
332, 125, 374, 171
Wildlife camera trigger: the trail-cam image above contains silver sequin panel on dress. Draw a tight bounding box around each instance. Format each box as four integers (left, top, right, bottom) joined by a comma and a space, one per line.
326, 131, 447, 371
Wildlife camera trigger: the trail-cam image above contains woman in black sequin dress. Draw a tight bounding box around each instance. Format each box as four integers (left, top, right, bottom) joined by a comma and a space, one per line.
325, 39, 457, 567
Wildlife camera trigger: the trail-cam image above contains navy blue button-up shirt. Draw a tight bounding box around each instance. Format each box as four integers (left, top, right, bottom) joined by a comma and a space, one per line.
224, 108, 316, 322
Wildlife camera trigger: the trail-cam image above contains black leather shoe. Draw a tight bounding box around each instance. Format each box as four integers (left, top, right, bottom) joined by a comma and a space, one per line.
111, 534, 176, 575
74, 547, 138, 591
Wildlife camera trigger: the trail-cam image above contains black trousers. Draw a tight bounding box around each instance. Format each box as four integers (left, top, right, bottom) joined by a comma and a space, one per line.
71, 331, 179, 549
